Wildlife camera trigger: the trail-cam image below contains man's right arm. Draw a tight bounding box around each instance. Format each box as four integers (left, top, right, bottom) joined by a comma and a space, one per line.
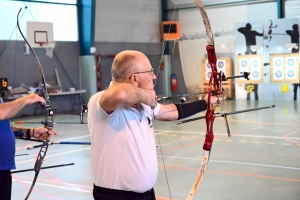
0, 94, 45, 120
100, 83, 157, 113
237, 27, 245, 33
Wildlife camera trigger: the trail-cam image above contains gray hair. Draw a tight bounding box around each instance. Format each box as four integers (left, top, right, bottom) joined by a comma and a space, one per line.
111, 51, 140, 82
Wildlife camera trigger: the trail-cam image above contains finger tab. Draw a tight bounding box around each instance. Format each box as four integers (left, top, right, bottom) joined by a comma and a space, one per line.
38, 132, 49, 141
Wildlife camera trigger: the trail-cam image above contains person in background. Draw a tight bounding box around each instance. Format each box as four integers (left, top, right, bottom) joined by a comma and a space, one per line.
88, 50, 222, 200
286, 24, 300, 100
237, 23, 263, 55
0, 94, 57, 200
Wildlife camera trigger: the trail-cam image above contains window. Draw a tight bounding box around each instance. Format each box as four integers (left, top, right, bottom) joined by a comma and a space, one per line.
0, 0, 78, 41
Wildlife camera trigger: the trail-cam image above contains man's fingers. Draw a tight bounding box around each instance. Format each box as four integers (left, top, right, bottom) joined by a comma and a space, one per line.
46, 128, 57, 136
38, 132, 49, 141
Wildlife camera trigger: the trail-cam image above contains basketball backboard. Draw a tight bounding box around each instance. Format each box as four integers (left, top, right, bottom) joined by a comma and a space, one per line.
27, 21, 54, 48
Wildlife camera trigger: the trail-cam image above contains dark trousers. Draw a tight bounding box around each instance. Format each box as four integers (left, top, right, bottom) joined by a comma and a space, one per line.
0, 170, 12, 200
293, 84, 300, 100
93, 184, 156, 200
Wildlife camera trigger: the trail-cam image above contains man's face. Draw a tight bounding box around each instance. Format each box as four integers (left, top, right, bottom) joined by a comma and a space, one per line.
133, 55, 156, 90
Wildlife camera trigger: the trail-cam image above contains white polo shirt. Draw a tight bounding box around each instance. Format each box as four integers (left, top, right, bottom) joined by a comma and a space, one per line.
88, 91, 161, 193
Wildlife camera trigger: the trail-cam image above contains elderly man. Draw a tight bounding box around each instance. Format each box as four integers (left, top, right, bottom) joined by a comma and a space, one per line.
88, 50, 222, 200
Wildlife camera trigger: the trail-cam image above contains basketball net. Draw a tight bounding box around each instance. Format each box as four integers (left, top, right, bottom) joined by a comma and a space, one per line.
40, 42, 56, 58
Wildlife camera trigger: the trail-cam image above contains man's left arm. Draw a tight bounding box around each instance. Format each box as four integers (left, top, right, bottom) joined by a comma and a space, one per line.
155, 103, 178, 121
155, 95, 222, 121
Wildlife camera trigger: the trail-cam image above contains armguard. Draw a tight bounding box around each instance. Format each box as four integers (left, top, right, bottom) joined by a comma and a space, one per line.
14, 130, 24, 138
175, 100, 207, 120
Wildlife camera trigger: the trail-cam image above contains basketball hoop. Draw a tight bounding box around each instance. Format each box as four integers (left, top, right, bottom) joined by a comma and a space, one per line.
40, 41, 56, 58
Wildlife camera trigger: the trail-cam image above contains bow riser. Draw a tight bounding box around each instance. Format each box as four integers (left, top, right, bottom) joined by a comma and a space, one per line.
204, 111, 215, 151
204, 45, 221, 151
207, 45, 221, 92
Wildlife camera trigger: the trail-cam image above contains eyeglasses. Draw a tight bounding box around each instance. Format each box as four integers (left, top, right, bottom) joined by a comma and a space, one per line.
129, 68, 155, 79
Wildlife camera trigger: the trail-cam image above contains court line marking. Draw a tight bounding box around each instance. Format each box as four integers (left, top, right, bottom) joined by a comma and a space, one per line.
156, 129, 300, 140
16, 147, 91, 164
16, 135, 91, 150
163, 116, 300, 126
224, 118, 300, 126
57, 135, 90, 141
157, 155, 300, 170
12, 179, 89, 192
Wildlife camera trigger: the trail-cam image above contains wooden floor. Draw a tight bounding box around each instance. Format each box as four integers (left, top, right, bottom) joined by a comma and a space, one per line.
11, 100, 300, 200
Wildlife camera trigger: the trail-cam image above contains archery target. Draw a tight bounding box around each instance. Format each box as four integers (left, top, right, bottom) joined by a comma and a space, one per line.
217, 60, 226, 69
252, 60, 259, 67
240, 59, 249, 73
207, 72, 211, 80
218, 61, 225, 68
270, 54, 300, 83
250, 58, 261, 80
285, 57, 296, 80
275, 59, 282, 66
236, 55, 263, 84
206, 61, 212, 69
217, 60, 226, 76
205, 60, 225, 80
287, 70, 295, 78
241, 60, 248, 67
252, 71, 260, 79
287, 58, 295, 66
272, 57, 284, 80
274, 70, 284, 79
205, 60, 211, 80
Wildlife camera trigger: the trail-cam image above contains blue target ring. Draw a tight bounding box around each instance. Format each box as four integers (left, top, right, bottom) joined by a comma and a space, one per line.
241, 60, 248, 67
218, 61, 225, 68
287, 59, 294, 66
207, 62, 211, 68
252, 71, 259, 78
275, 59, 282, 66
275, 70, 283, 78
207, 72, 211, 79
252, 60, 259, 67
287, 70, 295, 78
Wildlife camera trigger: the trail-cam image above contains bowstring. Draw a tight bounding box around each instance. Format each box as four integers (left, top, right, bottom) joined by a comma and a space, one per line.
153, 5, 177, 87
152, 4, 177, 200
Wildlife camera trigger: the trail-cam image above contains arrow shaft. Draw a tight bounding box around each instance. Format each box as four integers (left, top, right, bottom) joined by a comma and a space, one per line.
11, 163, 74, 174
178, 105, 275, 124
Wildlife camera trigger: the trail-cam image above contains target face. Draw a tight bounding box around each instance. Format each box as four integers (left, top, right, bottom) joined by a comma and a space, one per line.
218, 61, 225, 68
287, 70, 295, 78
275, 59, 282, 66
252, 60, 259, 67
207, 72, 211, 79
275, 70, 283, 78
241, 60, 248, 67
252, 71, 259, 78
207, 62, 211, 68
287, 58, 294, 66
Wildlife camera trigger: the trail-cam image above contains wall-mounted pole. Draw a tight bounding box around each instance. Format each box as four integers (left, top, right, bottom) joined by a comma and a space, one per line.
77, 0, 96, 55
277, 0, 284, 18
161, 0, 171, 97
78, 0, 97, 102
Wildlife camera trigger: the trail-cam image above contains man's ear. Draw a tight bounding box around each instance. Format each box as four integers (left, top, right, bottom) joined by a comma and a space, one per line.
130, 74, 139, 86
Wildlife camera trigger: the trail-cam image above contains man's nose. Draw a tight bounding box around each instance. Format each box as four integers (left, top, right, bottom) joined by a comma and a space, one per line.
152, 73, 157, 79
